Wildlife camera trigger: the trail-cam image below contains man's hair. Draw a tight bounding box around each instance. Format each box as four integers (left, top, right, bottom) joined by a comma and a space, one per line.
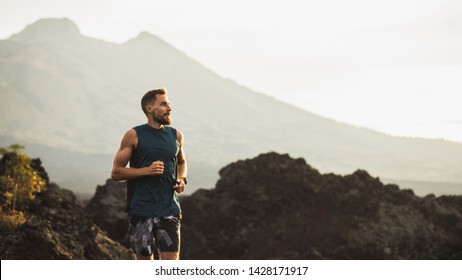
141, 88, 167, 115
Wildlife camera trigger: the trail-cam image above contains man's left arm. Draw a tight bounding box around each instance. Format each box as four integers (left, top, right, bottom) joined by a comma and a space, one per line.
174, 129, 187, 193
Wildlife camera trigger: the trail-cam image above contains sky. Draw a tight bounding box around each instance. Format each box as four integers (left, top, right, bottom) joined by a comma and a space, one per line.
1, 0, 462, 142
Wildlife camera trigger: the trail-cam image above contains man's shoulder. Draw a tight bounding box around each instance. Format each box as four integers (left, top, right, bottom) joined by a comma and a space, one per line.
165, 126, 182, 140
164, 125, 176, 129
163, 125, 178, 133
133, 124, 147, 130
124, 125, 146, 139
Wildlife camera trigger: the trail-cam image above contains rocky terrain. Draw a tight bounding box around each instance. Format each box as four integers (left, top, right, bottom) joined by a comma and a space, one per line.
86, 152, 462, 259
85, 179, 128, 246
2, 152, 461, 259
0, 153, 132, 260
179, 152, 462, 259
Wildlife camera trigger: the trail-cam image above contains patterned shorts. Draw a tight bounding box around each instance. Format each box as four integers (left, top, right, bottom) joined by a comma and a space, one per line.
128, 214, 181, 256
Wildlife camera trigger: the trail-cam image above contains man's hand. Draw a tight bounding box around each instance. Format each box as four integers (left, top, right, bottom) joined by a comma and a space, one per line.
173, 178, 185, 193
145, 161, 164, 176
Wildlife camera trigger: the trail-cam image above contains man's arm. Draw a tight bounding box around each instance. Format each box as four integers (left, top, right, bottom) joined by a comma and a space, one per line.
174, 129, 187, 192
111, 129, 164, 181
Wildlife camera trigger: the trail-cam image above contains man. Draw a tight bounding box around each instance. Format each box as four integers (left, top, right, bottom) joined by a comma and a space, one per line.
111, 88, 187, 260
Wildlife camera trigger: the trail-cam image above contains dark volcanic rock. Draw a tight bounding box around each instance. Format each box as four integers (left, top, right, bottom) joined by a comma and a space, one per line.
85, 179, 129, 246
83, 152, 462, 259
180, 152, 462, 259
0, 154, 132, 259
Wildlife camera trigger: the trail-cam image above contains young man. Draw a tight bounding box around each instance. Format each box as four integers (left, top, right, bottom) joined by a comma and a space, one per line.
111, 88, 187, 260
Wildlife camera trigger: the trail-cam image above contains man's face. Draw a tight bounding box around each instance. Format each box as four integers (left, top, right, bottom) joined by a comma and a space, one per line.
148, 94, 172, 125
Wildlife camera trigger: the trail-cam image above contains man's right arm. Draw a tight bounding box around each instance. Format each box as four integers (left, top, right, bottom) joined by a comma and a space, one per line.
111, 129, 164, 181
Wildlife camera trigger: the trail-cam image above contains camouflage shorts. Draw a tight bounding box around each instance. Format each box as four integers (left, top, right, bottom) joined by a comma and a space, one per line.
128, 214, 181, 256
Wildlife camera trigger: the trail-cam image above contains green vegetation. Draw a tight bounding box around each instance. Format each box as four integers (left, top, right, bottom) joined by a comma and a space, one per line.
0, 144, 46, 228
0, 143, 25, 155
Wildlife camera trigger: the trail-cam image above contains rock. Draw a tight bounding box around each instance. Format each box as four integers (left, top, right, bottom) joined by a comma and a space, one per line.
0, 153, 132, 260
180, 152, 462, 259
84, 152, 462, 259
85, 179, 129, 246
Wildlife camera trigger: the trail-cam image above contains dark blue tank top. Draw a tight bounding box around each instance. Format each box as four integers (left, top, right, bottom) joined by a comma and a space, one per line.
126, 124, 181, 217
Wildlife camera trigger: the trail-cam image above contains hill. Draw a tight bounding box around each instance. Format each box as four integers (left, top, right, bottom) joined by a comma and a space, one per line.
1, 18, 462, 196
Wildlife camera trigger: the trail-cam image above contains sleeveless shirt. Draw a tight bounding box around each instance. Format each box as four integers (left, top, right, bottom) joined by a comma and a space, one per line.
126, 124, 181, 217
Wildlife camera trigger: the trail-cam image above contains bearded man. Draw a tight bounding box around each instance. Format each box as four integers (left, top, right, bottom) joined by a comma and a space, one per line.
111, 88, 187, 260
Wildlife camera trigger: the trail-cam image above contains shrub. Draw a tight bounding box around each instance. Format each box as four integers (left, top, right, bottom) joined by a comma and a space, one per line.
0, 144, 46, 227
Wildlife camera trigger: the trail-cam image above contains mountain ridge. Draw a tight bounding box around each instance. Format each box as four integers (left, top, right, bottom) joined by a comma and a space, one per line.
1, 18, 462, 195
9, 18, 81, 44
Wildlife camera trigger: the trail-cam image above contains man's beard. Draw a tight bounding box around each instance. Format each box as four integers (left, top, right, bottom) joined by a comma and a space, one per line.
153, 114, 172, 125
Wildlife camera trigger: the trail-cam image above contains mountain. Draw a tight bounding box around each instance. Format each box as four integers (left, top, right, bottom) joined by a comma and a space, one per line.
87, 153, 462, 259
1, 18, 462, 196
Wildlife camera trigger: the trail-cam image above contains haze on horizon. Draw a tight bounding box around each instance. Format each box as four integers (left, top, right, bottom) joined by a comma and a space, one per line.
1, 0, 462, 143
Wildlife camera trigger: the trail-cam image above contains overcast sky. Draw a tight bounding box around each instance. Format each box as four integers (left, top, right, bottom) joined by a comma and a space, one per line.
2, 0, 462, 142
